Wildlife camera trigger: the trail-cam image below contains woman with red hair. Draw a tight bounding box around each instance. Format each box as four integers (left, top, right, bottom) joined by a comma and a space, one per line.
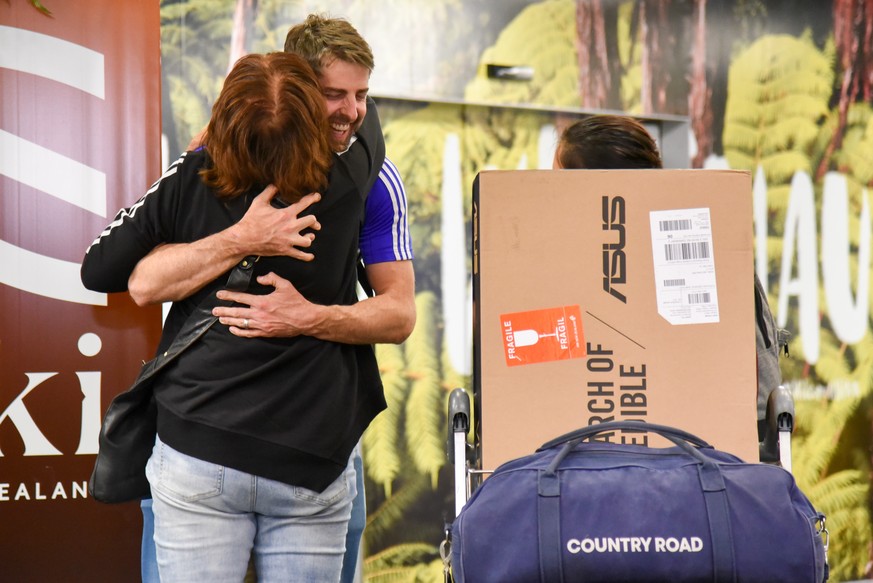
83, 52, 384, 581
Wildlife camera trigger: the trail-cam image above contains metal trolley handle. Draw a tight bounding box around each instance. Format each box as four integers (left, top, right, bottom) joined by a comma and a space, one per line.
443, 388, 472, 582
447, 388, 471, 518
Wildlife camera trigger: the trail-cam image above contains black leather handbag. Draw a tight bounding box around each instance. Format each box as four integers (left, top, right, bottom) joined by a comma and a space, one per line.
88, 257, 257, 503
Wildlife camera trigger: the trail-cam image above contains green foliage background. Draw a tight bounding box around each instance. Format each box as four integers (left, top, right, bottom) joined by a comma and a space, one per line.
160, 1, 873, 580
722, 31, 873, 580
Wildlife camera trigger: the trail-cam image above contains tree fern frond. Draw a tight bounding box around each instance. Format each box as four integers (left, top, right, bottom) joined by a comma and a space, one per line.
364, 560, 445, 583
760, 151, 812, 184
364, 344, 410, 495
723, 123, 761, 153
405, 292, 448, 487
813, 329, 852, 384
724, 151, 757, 173
363, 352, 404, 489
764, 184, 793, 221
364, 565, 427, 583
792, 395, 861, 490
848, 332, 873, 388
365, 474, 430, 549
724, 34, 832, 181
819, 503, 872, 580
760, 115, 822, 153
839, 104, 873, 185
412, 559, 447, 583
364, 543, 439, 570
363, 412, 402, 497
806, 469, 867, 505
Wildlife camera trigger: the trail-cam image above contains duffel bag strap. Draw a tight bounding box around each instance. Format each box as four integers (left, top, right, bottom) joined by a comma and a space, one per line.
538, 423, 739, 583
538, 420, 712, 452
698, 462, 738, 583
537, 471, 563, 583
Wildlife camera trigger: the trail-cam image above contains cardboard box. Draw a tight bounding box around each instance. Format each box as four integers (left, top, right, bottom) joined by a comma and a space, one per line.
472, 169, 758, 470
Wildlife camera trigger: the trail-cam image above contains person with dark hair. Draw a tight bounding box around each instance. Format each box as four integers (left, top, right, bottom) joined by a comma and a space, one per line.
553, 114, 663, 170
82, 51, 383, 582
553, 113, 786, 451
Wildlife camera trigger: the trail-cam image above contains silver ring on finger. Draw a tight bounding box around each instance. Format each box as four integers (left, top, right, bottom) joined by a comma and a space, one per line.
242, 318, 249, 330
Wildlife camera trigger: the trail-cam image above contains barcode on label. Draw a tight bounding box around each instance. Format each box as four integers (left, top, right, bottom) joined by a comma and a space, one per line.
688, 292, 711, 304
663, 278, 686, 287
659, 219, 692, 232
664, 241, 710, 261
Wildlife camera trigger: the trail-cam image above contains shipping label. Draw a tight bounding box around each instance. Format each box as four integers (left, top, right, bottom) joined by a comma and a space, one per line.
649, 208, 720, 325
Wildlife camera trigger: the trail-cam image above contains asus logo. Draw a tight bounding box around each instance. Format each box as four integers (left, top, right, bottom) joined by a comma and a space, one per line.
602, 196, 627, 303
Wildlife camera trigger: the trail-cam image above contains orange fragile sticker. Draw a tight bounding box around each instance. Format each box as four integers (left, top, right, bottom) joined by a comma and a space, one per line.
500, 305, 586, 367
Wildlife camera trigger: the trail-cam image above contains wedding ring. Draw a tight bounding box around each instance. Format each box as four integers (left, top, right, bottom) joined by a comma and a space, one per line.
242, 318, 249, 329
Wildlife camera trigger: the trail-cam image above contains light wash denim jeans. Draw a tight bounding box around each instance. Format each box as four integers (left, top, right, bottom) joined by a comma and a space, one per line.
145, 436, 356, 582
141, 443, 367, 583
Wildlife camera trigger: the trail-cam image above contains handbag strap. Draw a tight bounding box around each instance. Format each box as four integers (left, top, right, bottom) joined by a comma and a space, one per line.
138, 255, 258, 382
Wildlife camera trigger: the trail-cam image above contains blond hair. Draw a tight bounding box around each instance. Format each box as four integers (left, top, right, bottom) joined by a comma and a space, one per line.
284, 14, 374, 76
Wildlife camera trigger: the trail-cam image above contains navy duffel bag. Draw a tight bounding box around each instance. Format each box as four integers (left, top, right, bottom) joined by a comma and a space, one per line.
451, 421, 828, 583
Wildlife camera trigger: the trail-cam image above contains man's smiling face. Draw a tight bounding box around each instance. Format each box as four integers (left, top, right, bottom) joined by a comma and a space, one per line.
319, 59, 370, 152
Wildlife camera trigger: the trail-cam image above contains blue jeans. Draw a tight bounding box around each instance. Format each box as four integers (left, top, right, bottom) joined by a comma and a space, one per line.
140, 498, 160, 583
340, 442, 366, 582
141, 445, 368, 583
145, 436, 355, 582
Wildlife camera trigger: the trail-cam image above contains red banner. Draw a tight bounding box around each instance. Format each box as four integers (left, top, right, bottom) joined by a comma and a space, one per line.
0, 1, 161, 580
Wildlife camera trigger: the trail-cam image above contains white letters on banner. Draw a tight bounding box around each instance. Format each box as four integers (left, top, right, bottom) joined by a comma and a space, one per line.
0, 370, 101, 457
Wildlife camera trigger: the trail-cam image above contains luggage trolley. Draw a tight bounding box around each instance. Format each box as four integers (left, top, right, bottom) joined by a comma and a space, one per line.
443, 386, 811, 583
448, 383, 797, 517
445, 409, 827, 583
440, 170, 820, 580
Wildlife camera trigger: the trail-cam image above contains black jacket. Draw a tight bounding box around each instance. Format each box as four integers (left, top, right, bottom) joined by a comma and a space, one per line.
81, 101, 387, 491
